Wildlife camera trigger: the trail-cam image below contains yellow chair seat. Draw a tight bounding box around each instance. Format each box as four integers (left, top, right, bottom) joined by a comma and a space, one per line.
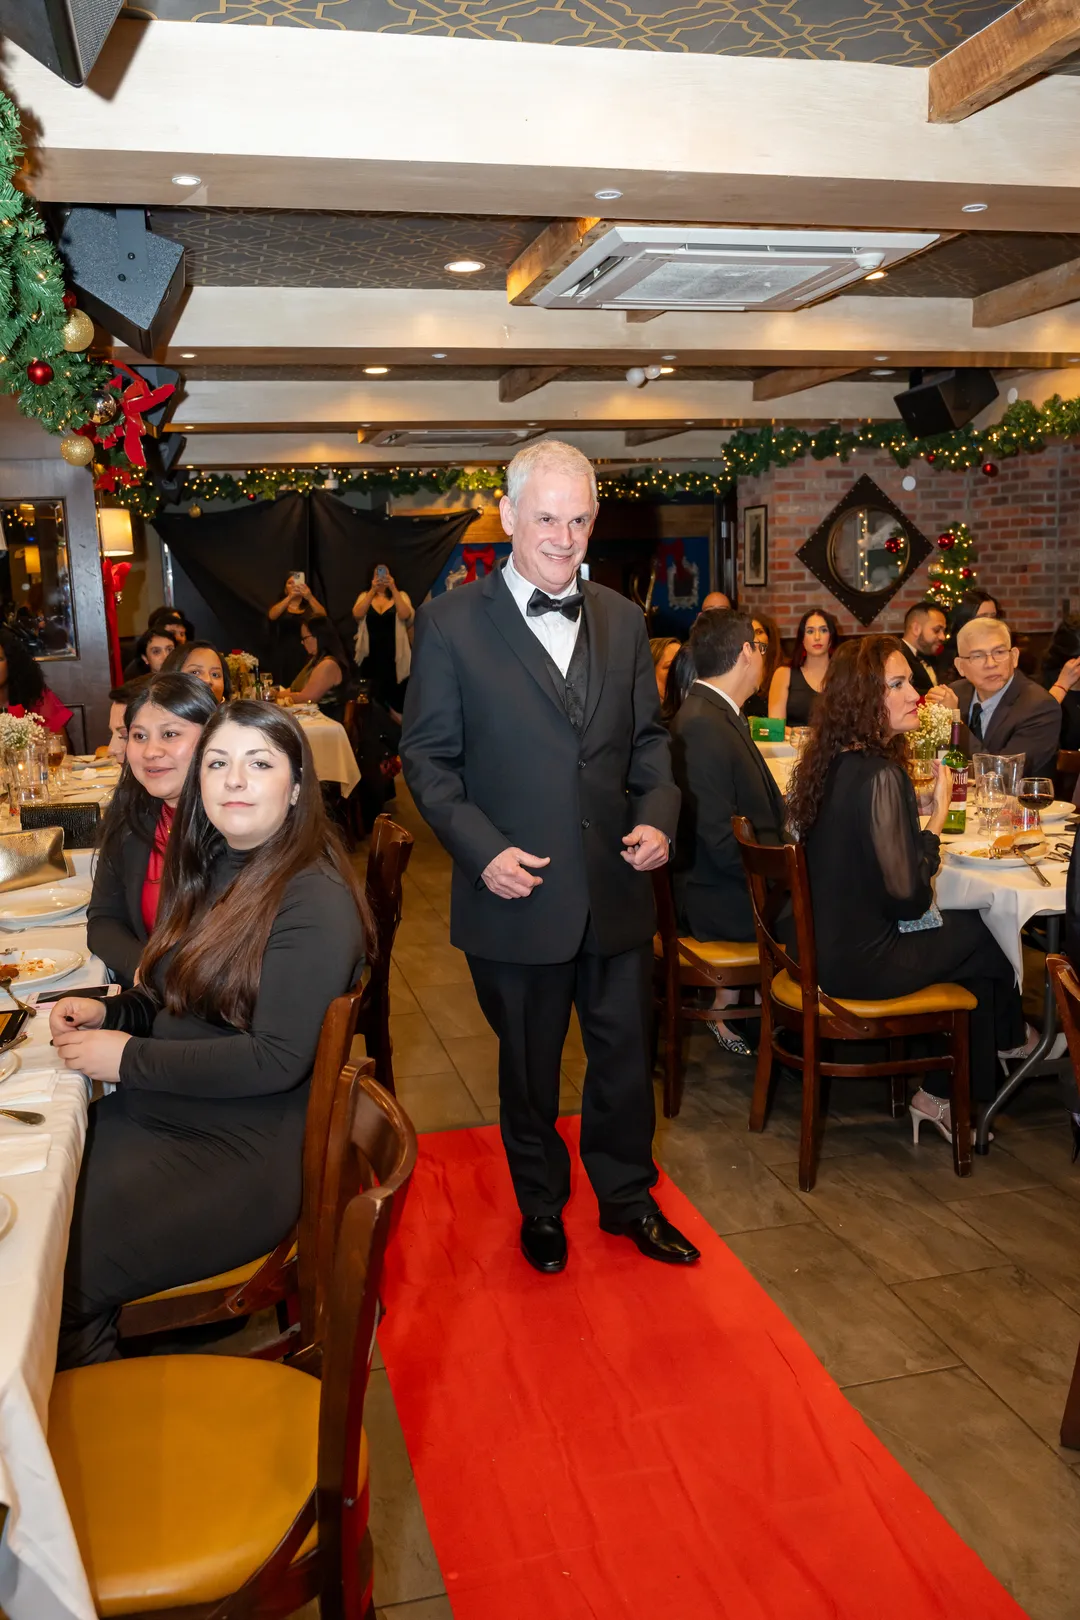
131, 1241, 297, 1306
49, 1354, 368, 1615
770, 969, 977, 1020
653, 935, 759, 969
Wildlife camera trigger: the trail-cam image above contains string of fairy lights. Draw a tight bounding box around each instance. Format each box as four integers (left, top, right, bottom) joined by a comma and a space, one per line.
98, 391, 1080, 518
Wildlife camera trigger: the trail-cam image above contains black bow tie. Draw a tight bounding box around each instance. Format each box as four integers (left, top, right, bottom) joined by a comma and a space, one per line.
527, 588, 584, 622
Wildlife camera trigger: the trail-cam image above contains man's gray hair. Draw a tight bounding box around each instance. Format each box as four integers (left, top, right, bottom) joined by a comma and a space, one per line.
957, 615, 1011, 654
505, 438, 598, 511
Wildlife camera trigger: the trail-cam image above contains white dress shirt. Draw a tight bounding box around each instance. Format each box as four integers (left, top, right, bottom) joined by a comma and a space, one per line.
503, 554, 581, 678
693, 678, 743, 718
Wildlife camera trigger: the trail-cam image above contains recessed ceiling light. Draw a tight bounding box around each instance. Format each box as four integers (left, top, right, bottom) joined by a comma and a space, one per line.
874, 355, 890, 361
431, 351, 447, 359
170, 173, 201, 187
363, 365, 389, 375
594, 188, 623, 201
444, 258, 485, 274
961, 202, 988, 213
661, 354, 677, 361
864, 269, 887, 281
527, 421, 538, 426
1070, 357, 1080, 363
360, 422, 371, 427
871, 368, 895, 376
685, 420, 695, 425
180, 351, 196, 359
659, 366, 675, 374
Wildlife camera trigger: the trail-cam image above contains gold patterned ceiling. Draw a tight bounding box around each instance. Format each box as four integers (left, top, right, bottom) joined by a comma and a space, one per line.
124, 0, 1016, 60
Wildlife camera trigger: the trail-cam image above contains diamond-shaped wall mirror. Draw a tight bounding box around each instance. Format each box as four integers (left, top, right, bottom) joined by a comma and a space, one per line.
796, 474, 932, 626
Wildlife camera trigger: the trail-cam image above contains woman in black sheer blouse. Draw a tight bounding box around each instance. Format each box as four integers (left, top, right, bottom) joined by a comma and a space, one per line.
787, 635, 1026, 1142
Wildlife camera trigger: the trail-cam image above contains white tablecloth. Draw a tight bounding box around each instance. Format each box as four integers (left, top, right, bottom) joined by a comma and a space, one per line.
934, 829, 1069, 981
295, 712, 360, 797
0, 853, 103, 1620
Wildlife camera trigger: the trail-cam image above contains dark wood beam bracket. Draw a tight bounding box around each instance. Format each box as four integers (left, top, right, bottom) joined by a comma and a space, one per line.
928, 0, 1080, 123
973, 254, 1080, 327
497, 366, 569, 403
624, 427, 690, 447
752, 367, 862, 402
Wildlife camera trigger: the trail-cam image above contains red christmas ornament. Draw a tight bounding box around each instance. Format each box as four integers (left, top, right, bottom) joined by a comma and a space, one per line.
62, 291, 77, 311
26, 359, 53, 386
884, 536, 903, 554
937, 531, 956, 550
960, 566, 974, 580
981, 460, 999, 478
925, 452, 937, 464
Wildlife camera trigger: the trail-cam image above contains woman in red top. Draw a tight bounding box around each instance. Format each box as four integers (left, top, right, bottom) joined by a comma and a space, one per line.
87, 675, 218, 986
0, 627, 73, 738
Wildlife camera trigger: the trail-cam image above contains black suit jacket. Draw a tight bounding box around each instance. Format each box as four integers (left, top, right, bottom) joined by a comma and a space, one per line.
401, 566, 680, 963
86, 810, 155, 987
898, 640, 939, 697
669, 685, 787, 942
949, 670, 1061, 775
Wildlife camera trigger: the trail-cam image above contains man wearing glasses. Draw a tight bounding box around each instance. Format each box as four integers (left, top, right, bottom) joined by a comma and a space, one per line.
927, 616, 1060, 773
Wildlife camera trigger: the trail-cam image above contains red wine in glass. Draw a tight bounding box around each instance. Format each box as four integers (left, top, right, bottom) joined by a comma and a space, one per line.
1017, 777, 1054, 827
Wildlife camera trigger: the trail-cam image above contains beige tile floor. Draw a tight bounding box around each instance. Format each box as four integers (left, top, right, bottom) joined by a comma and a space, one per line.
308, 788, 1080, 1620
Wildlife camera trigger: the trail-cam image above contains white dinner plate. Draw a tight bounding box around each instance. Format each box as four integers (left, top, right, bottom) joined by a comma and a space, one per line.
0, 884, 90, 923
1040, 801, 1077, 823
0, 1192, 14, 1243
945, 847, 1029, 870
0, 946, 89, 987
0, 1052, 21, 1086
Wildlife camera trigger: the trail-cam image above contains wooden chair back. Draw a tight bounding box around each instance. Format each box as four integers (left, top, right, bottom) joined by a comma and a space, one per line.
1056, 749, 1080, 802
357, 815, 413, 1094
1048, 954, 1080, 1078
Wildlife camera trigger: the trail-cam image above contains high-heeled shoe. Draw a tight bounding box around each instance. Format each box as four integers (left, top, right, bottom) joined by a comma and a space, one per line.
910, 1096, 951, 1144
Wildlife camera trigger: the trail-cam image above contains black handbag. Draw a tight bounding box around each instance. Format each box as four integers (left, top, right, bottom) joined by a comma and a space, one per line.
20, 800, 101, 849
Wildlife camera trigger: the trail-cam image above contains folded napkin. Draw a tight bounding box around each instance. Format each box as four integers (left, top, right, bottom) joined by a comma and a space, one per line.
0, 1131, 50, 1176
0, 1067, 63, 1105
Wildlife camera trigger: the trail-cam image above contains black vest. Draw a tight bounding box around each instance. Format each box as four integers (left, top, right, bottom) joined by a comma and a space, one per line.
538, 615, 589, 733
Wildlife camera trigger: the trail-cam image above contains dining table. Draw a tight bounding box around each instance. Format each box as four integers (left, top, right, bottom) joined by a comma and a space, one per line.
291, 709, 360, 798
0, 850, 103, 1620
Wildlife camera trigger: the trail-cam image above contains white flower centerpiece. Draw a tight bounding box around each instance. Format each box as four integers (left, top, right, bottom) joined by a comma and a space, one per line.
0, 710, 48, 805
909, 697, 954, 760
225, 649, 260, 700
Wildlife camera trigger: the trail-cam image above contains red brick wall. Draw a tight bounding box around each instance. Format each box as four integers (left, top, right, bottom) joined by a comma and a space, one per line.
737, 433, 1080, 638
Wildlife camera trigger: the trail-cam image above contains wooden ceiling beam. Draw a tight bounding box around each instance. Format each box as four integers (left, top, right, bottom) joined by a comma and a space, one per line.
625, 311, 664, 325
928, 0, 1080, 123
752, 366, 862, 401
497, 366, 570, 402
624, 427, 690, 447
506, 219, 604, 306
973, 254, 1080, 326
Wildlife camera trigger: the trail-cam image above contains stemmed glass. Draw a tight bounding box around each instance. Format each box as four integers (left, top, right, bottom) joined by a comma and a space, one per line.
977, 773, 1006, 839
1017, 777, 1054, 832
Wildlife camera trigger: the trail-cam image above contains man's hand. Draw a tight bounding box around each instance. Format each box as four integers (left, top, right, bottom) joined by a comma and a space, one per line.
925, 684, 957, 707
621, 825, 669, 871
481, 847, 550, 899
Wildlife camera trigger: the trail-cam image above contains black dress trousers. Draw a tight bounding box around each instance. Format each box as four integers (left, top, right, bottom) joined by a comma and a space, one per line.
468, 927, 658, 1219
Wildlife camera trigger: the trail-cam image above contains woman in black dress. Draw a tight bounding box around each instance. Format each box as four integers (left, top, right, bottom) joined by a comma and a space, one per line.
54, 701, 371, 1367
87, 675, 219, 987
787, 634, 1027, 1142
769, 608, 838, 727
353, 564, 414, 717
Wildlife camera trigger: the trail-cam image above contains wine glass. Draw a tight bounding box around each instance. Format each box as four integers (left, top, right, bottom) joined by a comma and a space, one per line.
909, 758, 936, 818
1017, 777, 1054, 832
978, 772, 1006, 837
45, 732, 66, 793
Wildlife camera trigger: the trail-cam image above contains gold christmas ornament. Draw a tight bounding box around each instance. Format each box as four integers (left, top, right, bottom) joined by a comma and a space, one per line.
61, 310, 95, 352
59, 433, 94, 466
189, 503, 202, 518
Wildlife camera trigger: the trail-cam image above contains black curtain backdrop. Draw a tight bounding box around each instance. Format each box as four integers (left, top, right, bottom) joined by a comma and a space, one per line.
156, 493, 477, 674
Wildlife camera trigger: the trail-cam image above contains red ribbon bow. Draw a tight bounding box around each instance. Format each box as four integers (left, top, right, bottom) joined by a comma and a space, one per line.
94, 362, 176, 468
461, 543, 496, 583
92, 464, 140, 494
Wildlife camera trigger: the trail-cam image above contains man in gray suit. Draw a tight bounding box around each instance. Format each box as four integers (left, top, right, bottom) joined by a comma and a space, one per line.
927, 616, 1060, 774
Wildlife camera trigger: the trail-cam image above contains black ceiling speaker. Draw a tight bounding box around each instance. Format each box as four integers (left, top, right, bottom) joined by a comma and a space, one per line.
0, 0, 125, 85
57, 208, 185, 356
893, 368, 999, 437
143, 435, 187, 504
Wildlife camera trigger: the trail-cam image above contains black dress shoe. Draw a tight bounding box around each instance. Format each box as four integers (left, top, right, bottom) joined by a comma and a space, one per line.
520, 1215, 567, 1273
599, 1207, 700, 1264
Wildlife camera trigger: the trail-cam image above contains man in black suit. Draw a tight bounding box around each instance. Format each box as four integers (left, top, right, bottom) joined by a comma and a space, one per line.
898, 601, 947, 695
669, 609, 787, 1052
926, 615, 1060, 773
401, 440, 696, 1274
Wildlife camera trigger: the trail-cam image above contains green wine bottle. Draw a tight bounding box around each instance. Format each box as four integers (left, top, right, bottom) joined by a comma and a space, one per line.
942, 720, 968, 834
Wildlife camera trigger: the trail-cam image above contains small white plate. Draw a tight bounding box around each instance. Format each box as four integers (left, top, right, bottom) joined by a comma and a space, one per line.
1040, 801, 1077, 823
0, 885, 90, 923
0, 947, 89, 986
0, 1192, 14, 1243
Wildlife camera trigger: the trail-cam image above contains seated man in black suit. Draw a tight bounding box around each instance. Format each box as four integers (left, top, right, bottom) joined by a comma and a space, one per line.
669, 608, 787, 1054
926, 615, 1061, 774
899, 600, 947, 695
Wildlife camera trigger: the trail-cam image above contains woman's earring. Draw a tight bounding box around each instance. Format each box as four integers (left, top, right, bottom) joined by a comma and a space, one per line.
290, 786, 300, 806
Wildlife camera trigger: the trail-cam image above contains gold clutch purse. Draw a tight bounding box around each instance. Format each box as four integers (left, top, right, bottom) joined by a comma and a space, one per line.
0, 827, 68, 892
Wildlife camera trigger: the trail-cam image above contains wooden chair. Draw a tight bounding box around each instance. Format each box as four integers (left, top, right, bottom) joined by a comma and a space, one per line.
355, 814, 414, 1096
1055, 748, 1080, 802
1047, 954, 1080, 1449
732, 816, 977, 1191
118, 983, 368, 1344
651, 867, 760, 1118
48, 1069, 417, 1620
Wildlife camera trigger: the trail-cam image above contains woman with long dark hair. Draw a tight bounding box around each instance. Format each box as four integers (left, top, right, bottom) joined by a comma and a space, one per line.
0, 625, 72, 735
87, 675, 219, 987
161, 639, 231, 702
743, 612, 781, 719
768, 608, 838, 726
53, 702, 371, 1367
788, 635, 1027, 1141
279, 615, 351, 722
353, 563, 414, 717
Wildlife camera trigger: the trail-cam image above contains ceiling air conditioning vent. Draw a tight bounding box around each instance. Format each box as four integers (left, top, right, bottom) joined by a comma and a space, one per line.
368, 428, 536, 448
532, 227, 940, 312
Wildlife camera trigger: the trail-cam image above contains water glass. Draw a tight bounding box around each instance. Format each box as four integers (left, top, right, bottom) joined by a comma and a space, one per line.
909, 758, 936, 818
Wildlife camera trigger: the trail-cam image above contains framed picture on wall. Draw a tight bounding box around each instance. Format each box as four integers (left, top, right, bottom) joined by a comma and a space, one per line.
743, 505, 768, 587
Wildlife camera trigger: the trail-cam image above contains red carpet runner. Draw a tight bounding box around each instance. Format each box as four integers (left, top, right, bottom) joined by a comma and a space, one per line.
379, 1119, 1027, 1620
